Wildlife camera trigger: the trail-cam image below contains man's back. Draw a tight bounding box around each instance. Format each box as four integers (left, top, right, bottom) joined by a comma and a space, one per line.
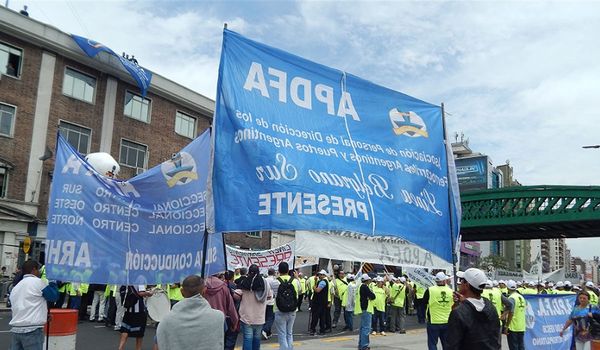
157, 295, 225, 350
445, 298, 500, 350
9, 275, 48, 329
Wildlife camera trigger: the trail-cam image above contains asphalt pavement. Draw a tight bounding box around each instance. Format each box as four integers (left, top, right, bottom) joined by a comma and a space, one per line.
0, 302, 426, 350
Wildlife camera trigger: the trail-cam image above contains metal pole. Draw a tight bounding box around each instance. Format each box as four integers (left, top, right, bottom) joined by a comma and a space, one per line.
441, 103, 459, 290
200, 229, 209, 278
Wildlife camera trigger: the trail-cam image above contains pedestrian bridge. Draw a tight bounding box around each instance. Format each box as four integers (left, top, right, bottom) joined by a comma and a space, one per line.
460, 185, 600, 241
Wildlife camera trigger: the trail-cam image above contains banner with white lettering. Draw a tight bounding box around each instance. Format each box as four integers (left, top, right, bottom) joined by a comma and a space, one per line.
209, 29, 460, 263
46, 131, 225, 285
226, 241, 295, 274
404, 267, 436, 288
295, 230, 451, 269
524, 294, 577, 350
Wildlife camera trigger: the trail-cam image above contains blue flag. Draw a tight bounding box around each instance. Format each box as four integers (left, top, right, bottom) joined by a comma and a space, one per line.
524, 294, 577, 350
210, 29, 460, 263
46, 130, 225, 285
71, 34, 152, 97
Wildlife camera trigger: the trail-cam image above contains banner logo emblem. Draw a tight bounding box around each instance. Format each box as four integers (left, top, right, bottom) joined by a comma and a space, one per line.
389, 108, 429, 138
161, 152, 198, 187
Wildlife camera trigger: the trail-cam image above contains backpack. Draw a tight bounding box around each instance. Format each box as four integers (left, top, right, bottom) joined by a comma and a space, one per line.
276, 277, 298, 312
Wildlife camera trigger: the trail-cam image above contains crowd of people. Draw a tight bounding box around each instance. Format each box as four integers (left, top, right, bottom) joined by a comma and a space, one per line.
7, 260, 600, 350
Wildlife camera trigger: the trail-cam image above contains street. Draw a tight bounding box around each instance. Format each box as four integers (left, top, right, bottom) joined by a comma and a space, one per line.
0, 306, 429, 350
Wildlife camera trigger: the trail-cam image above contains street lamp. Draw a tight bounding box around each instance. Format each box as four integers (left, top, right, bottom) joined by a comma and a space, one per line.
582, 145, 600, 149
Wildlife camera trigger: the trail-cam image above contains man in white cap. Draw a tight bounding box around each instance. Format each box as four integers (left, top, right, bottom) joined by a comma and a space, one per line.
584, 281, 598, 305
389, 276, 412, 334
309, 270, 329, 335
355, 274, 376, 350
341, 274, 357, 331
504, 279, 526, 350
446, 268, 501, 350
423, 271, 453, 350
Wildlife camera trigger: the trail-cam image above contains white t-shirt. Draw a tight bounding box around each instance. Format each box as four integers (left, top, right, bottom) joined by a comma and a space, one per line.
9, 274, 49, 333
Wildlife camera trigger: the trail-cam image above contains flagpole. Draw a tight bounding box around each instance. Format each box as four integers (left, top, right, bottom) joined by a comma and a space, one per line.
200, 229, 209, 278
441, 103, 458, 290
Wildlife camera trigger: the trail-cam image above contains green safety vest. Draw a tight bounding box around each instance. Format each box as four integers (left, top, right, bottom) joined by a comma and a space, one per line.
372, 285, 387, 312
415, 283, 426, 299
427, 285, 453, 324
390, 283, 407, 308
589, 291, 599, 305
342, 282, 356, 307
79, 283, 89, 294
482, 288, 503, 317
354, 283, 374, 315
168, 284, 183, 301
334, 278, 348, 299
521, 288, 537, 295
40, 265, 48, 283
500, 287, 508, 296
509, 293, 526, 332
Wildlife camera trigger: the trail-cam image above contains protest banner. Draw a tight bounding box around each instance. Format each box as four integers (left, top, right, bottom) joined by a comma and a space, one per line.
404, 267, 436, 288
46, 131, 225, 285
226, 241, 295, 274
524, 294, 577, 349
209, 29, 460, 263
295, 230, 451, 269
495, 269, 524, 281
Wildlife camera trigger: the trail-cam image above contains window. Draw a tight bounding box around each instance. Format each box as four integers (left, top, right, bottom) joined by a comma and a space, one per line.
175, 111, 196, 138
0, 42, 22, 78
119, 139, 147, 169
63, 68, 95, 103
246, 231, 262, 238
0, 166, 7, 198
0, 103, 16, 137
58, 121, 91, 154
124, 91, 151, 123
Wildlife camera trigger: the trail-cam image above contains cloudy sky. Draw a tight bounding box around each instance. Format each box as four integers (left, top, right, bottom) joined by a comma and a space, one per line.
7, 0, 600, 258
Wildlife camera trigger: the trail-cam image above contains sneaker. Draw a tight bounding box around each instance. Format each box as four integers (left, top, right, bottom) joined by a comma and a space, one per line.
371, 331, 377, 335
381, 331, 386, 336
309, 331, 315, 336
89, 318, 95, 322
332, 323, 337, 328
261, 330, 269, 340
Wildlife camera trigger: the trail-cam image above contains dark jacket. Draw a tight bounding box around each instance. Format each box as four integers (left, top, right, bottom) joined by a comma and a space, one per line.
360, 283, 376, 311
446, 298, 501, 350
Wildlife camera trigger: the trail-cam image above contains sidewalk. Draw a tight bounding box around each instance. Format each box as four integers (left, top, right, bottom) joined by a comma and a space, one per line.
0, 301, 9, 312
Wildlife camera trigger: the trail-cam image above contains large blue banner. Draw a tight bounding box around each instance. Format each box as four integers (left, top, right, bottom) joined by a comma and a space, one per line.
210, 29, 460, 262
524, 294, 577, 349
46, 130, 225, 285
72, 34, 152, 97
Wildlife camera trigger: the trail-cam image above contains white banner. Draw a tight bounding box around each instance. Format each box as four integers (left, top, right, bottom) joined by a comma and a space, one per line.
226, 241, 295, 274
296, 230, 451, 269
495, 269, 524, 281
404, 267, 436, 288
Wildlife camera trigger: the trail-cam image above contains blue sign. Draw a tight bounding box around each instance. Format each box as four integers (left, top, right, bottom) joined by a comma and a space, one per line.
46, 130, 225, 285
524, 294, 577, 350
71, 34, 153, 97
455, 156, 489, 191
210, 29, 460, 263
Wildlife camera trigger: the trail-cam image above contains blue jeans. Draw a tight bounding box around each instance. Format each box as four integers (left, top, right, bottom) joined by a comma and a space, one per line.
358, 311, 372, 350
263, 305, 274, 335
427, 323, 448, 350
344, 310, 354, 331
372, 310, 385, 333
224, 328, 238, 350
10, 328, 44, 350
507, 331, 525, 350
241, 322, 262, 350
274, 311, 296, 350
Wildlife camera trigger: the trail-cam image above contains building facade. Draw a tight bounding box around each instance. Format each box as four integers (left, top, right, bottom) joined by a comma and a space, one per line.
0, 7, 215, 273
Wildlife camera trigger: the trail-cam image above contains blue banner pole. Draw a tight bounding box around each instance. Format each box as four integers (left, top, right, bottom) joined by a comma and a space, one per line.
441, 103, 458, 289
201, 229, 209, 278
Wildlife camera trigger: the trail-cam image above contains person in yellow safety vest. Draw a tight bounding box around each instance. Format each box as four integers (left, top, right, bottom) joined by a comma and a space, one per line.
424, 272, 453, 350
498, 280, 509, 296
332, 270, 348, 329
446, 268, 501, 349
505, 279, 526, 350
104, 284, 119, 328
296, 272, 306, 311
562, 281, 577, 294
414, 282, 427, 324
342, 274, 358, 331
389, 276, 412, 334
355, 274, 376, 350
516, 281, 525, 294
233, 267, 242, 282
519, 282, 536, 295
371, 277, 387, 336
168, 283, 183, 307
584, 281, 599, 306
307, 271, 318, 311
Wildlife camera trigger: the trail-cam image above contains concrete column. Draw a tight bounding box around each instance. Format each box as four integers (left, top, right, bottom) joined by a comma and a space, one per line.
25, 51, 56, 204
99, 77, 118, 153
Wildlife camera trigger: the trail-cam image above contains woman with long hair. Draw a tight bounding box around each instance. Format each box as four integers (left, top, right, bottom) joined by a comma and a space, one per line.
235, 264, 272, 350
560, 291, 600, 350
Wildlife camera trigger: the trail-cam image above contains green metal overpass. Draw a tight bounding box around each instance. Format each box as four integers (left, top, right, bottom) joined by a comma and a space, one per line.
460, 185, 600, 241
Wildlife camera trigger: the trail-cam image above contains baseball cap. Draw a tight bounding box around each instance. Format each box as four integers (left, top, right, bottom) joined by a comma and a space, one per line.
463, 268, 488, 290
556, 281, 564, 288
564, 281, 572, 287
499, 280, 506, 285
361, 275, 372, 282
434, 272, 449, 282
485, 279, 493, 288
375, 276, 384, 282
347, 274, 355, 281
507, 280, 517, 290
586, 281, 594, 288
318, 269, 328, 275
493, 280, 499, 287
399, 277, 406, 283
